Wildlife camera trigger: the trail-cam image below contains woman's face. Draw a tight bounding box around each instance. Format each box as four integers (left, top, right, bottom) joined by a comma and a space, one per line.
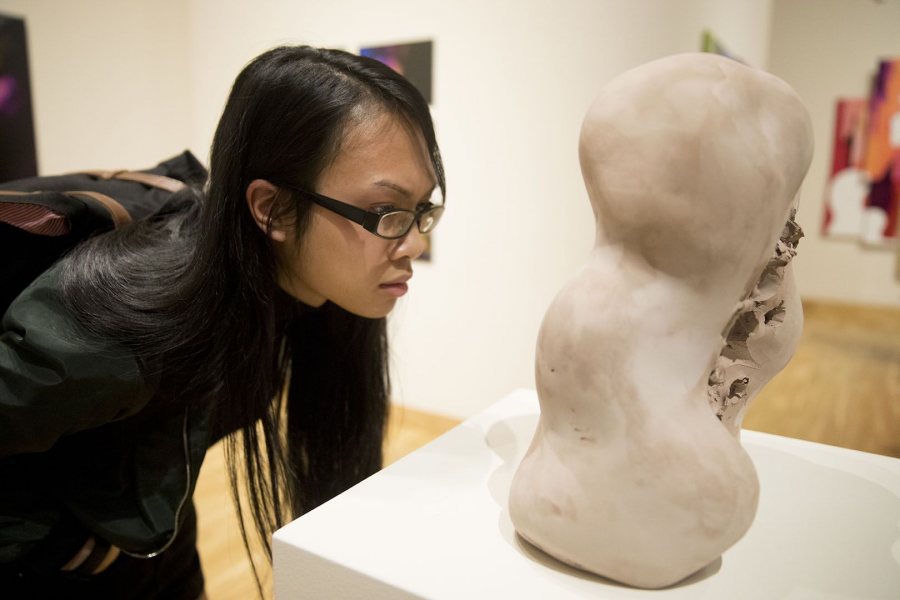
276, 112, 438, 318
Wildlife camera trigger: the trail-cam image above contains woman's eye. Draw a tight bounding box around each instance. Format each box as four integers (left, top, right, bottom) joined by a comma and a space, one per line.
372, 204, 397, 215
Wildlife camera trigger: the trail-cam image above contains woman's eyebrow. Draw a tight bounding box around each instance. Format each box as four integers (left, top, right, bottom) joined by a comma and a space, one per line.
373, 179, 437, 202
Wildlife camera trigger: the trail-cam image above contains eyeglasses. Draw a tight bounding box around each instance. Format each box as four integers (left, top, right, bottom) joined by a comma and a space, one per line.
279, 184, 445, 240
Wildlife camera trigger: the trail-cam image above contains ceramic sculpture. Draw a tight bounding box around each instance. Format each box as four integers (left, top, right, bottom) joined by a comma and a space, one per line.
508, 53, 813, 588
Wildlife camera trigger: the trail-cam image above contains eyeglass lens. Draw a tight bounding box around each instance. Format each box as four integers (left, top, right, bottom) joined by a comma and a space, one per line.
376, 206, 444, 239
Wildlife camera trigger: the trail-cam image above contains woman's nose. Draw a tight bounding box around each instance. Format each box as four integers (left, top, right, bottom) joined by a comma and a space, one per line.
392, 225, 427, 261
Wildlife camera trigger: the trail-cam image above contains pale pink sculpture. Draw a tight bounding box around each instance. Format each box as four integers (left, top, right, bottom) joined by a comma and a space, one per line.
508, 53, 814, 588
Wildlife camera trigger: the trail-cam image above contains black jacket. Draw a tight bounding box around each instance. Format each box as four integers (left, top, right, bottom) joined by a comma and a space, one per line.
0, 262, 212, 571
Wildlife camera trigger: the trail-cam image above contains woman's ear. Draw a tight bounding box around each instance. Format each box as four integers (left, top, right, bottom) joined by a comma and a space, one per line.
246, 179, 288, 242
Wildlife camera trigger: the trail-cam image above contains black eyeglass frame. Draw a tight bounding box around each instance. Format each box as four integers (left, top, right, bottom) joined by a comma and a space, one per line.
278, 184, 444, 240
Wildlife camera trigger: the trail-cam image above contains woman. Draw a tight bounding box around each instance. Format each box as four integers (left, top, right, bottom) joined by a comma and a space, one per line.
0, 45, 445, 598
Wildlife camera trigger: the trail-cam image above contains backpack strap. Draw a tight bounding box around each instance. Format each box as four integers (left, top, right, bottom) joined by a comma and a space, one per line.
80, 170, 186, 194
68, 191, 132, 227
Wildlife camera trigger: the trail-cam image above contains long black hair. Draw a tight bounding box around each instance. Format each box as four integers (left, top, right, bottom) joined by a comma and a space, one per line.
60, 45, 444, 591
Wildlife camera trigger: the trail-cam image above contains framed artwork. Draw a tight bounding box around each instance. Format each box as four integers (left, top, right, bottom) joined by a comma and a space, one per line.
0, 13, 37, 183
361, 40, 433, 104
823, 59, 900, 246
860, 59, 900, 244
823, 99, 869, 238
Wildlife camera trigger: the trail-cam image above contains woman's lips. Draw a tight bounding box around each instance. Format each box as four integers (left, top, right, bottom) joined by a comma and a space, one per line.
379, 282, 408, 297
380, 272, 411, 298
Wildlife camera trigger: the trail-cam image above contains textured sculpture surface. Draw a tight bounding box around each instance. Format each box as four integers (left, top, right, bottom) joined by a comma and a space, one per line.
708, 211, 804, 435
508, 53, 814, 588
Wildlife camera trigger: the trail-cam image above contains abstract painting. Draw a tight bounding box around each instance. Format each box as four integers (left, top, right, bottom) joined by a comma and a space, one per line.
861, 59, 900, 244
823, 59, 900, 246
361, 40, 432, 104
823, 98, 868, 238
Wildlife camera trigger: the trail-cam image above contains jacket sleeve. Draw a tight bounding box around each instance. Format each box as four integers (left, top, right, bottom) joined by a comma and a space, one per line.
0, 265, 156, 457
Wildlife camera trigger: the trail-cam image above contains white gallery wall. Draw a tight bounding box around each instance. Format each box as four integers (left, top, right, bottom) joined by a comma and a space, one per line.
5, 1, 896, 420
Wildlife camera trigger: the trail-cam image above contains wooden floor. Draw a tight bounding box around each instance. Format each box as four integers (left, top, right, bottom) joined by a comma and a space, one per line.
194, 407, 461, 600
742, 299, 900, 457
194, 299, 900, 599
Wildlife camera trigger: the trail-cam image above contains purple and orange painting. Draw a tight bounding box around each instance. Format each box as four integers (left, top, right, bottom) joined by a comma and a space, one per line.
0, 14, 37, 183
823, 99, 868, 239
861, 59, 900, 243
823, 59, 900, 245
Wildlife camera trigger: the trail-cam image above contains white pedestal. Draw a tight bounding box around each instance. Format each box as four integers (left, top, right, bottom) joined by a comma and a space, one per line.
273, 389, 900, 599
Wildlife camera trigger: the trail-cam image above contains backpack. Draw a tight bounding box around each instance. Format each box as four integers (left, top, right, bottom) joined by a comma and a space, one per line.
0, 151, 207, 316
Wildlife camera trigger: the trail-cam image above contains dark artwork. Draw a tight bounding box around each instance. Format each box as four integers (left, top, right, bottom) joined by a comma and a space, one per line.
0, 14, 38, 183
361, 41, 433, 104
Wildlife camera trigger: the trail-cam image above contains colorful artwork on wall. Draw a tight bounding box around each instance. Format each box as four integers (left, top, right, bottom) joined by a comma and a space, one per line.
823, 59, 900, 246
361, 40, 432, 104
862, 59, 900, 243
823, 99, 869, 238
0, 14, 38, 183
